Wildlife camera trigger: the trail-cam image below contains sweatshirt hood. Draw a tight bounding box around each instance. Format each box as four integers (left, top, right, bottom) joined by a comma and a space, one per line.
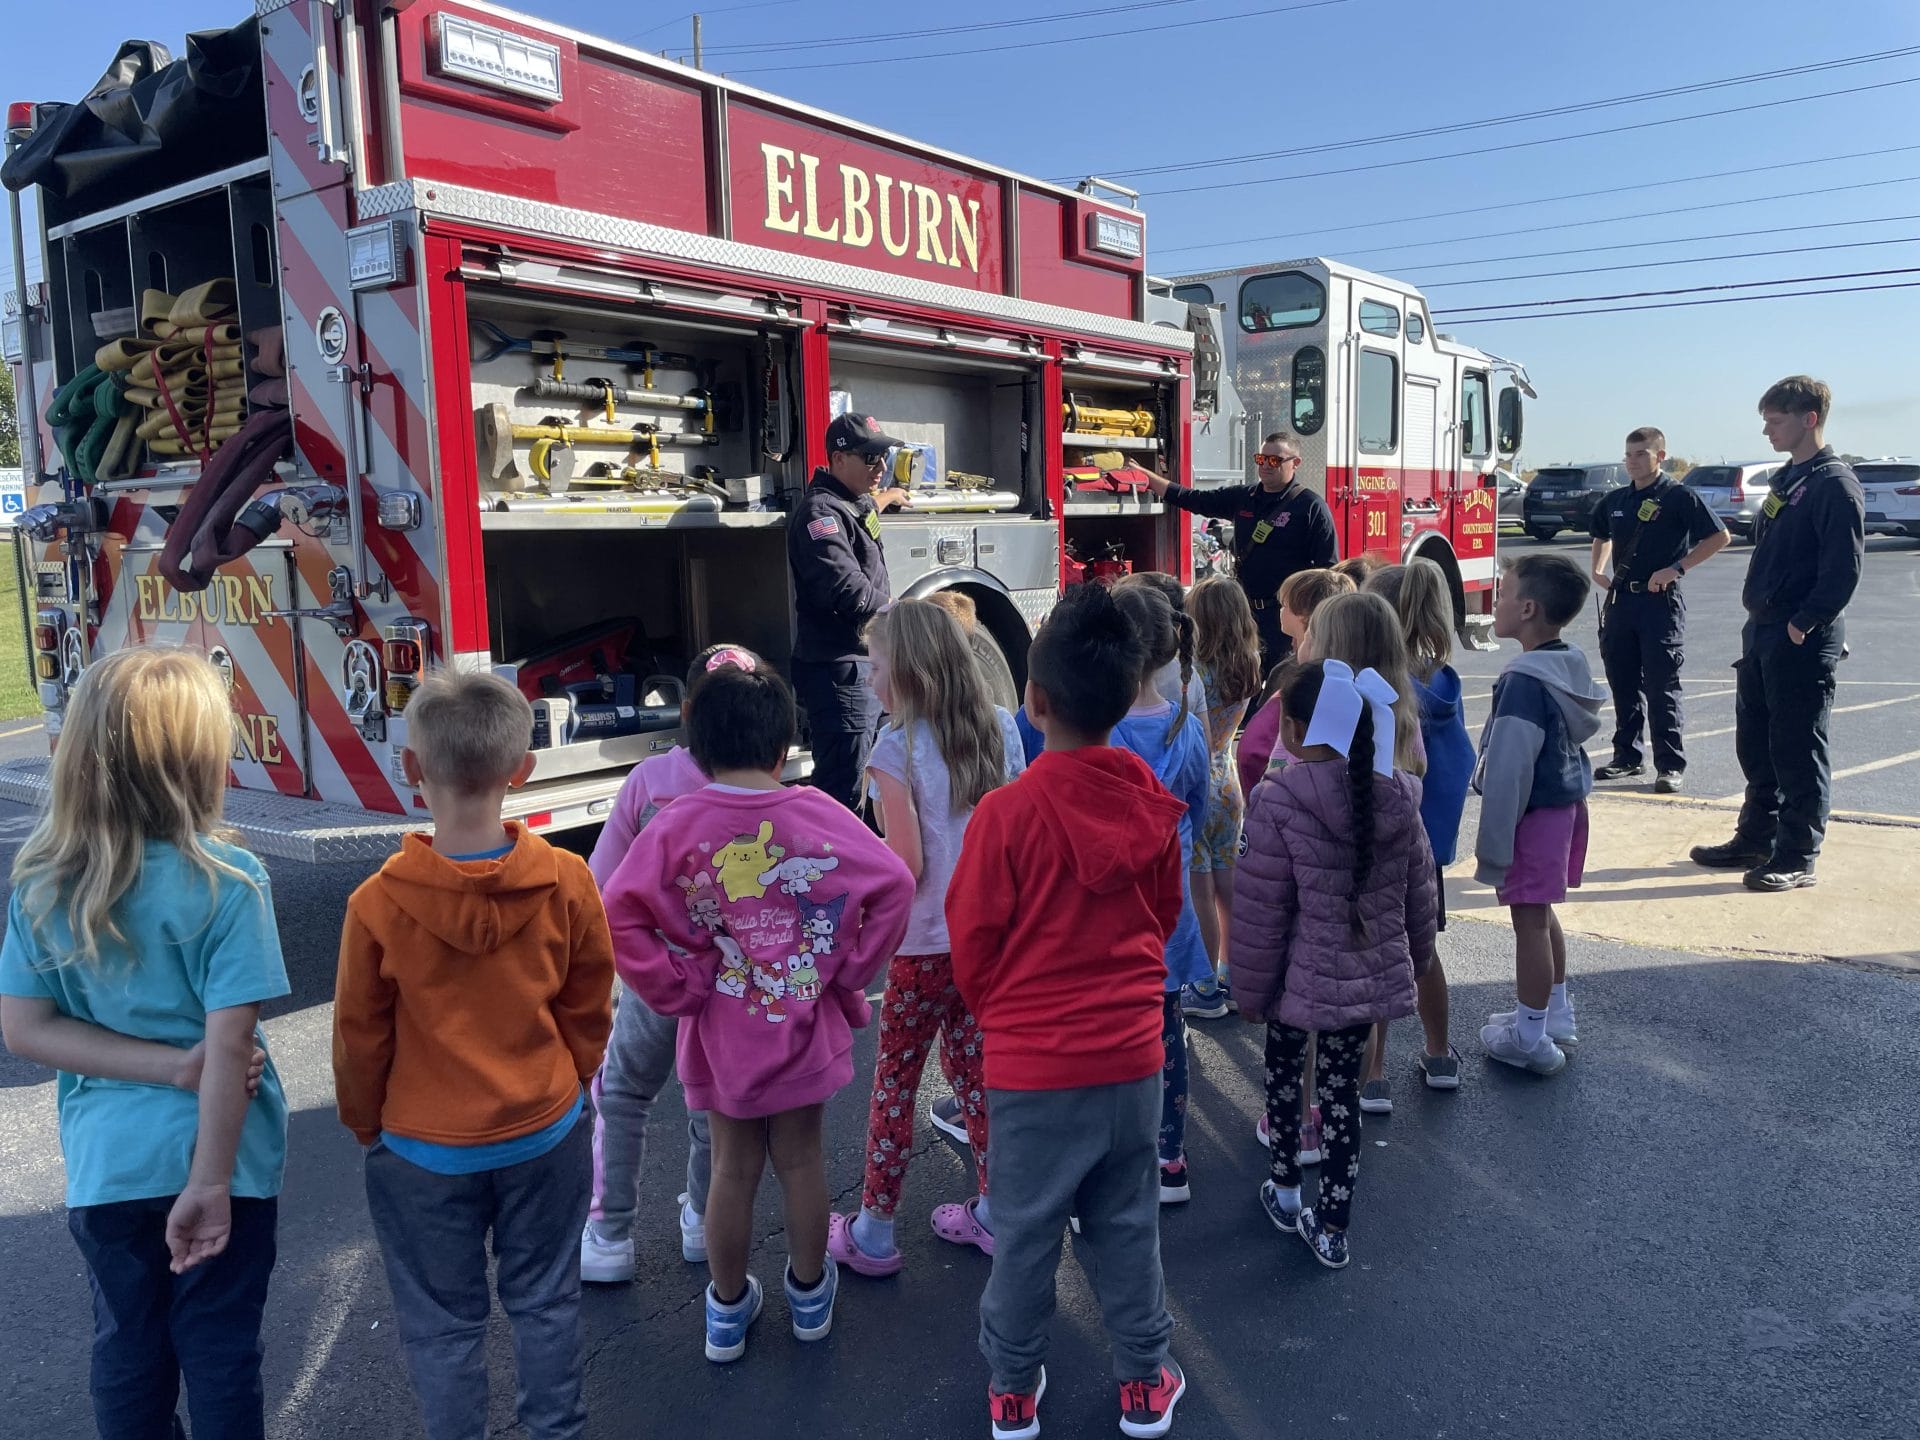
1024, 748, 1187, 892
379, 823, 563, 954
1415, 664, 1463, 726
1506, 645, 1607, 744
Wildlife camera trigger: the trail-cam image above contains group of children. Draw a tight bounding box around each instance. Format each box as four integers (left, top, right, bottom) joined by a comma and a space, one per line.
0, 543, 1606, 1440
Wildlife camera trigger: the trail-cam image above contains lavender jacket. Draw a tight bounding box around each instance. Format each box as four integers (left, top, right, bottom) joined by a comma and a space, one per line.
1229, 758, 1439, 1032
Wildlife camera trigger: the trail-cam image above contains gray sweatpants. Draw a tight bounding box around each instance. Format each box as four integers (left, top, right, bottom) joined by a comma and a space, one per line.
978, 1074, 1172, 1393
589, 985, 711, 1237
364, 1112, 591, 1440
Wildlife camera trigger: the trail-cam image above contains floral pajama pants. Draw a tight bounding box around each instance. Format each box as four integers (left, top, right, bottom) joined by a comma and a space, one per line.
860, 951, 990, 1216
1263, 1021, 1370, 1229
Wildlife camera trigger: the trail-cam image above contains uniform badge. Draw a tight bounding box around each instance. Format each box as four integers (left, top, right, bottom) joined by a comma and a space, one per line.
1251, 520, 1273, 544
1762, 494, 1785, 518
806, 515, 840, 540
864, 510, 882, 539
1637, 498, 1660, 522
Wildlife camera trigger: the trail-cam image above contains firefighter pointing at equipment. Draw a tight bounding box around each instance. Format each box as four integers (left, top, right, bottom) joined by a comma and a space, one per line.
1588, 426, 1730, 793
787, 413, 910, 813
1145, 433, 1339, 673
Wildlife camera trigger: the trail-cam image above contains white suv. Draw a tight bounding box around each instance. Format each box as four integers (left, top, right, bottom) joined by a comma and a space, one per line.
1855, 459, 1920, 541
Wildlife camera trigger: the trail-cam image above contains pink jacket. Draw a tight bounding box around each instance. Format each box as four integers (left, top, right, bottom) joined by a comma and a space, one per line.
602, 784, 913, 1118
1229, 759, 1438, 1032
587, 745, 707, 888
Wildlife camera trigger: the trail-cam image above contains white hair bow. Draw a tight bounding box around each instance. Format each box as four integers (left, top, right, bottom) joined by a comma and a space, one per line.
1301, 658, 1397, 777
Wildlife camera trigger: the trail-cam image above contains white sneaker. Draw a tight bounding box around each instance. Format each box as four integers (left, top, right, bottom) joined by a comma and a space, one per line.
679, 1193, 708, 1264
1479, 1019, 1568, 1075
580, 1224, 635, 1284
1488, 1006, 1579, 1047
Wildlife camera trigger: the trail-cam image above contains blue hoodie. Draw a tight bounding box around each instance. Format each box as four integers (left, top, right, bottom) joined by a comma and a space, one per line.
1413, 664, 1475, 867
1471, 641, 1607, 889
1109, 700, 1213, 990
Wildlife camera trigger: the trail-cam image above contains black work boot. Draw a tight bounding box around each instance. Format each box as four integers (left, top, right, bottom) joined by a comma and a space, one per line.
1594, 761, 1644, 781
1689, 838, 1771, 869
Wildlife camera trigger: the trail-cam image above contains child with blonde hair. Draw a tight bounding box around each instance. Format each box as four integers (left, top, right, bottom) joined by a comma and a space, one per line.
1235, 567, 1356, 797
1179, 576, 1263, 1020
2, 646, 289, 1437
830, 599, 1025, 1274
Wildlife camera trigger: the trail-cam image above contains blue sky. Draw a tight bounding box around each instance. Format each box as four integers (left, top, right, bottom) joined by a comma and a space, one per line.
6, 0, 1917, 465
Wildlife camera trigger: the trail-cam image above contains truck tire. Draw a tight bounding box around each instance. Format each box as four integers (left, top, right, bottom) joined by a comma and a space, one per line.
1527, 524, 1560, 543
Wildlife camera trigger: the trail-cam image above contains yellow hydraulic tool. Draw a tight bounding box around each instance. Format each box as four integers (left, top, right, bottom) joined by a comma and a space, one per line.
480, 403, 718, 485
1062, 396, 1155, 437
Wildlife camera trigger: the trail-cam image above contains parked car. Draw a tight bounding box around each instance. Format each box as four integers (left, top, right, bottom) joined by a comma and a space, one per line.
1520, 462, 1627, 542
1685, 461, 1778, 540
1495, 468, 1527, 531
1855, 459, 1920, 540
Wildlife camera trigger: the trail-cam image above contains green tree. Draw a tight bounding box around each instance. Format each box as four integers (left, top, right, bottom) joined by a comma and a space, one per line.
0, 362, 20, 468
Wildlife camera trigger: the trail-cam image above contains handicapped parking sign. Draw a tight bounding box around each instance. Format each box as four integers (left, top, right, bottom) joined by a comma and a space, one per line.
0, 468, 23, 524
1, 494, 23, 514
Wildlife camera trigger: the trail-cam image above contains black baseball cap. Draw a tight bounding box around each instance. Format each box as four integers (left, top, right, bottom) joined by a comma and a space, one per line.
825, 412, 906, 460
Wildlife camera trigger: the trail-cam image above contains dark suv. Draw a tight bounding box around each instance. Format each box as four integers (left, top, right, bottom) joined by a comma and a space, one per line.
1521, 462, 1628, 542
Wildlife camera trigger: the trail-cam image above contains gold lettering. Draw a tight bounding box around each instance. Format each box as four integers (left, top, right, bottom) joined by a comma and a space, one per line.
840, 165, 873, 249
223, 574, 246, 625
231, 712, 255, 764
799, 154, 840, 241
876, 175, 911, 258
179, 589, 198, 624
760, 143, 800, 235
945, 194, 982, 273
913, 186, 948, 266
255, 714, 284, 766
247, 575, 276, 626
134, 573, 158, 623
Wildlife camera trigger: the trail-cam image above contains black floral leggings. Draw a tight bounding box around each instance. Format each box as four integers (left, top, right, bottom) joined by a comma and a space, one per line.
1264, 1021, 1371, 1230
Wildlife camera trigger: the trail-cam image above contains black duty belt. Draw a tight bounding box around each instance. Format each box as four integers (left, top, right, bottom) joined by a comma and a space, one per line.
1613, 579, 1676, 594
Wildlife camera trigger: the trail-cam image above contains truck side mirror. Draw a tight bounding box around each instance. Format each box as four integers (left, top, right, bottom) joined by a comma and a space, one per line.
1497, 386, 1523, 456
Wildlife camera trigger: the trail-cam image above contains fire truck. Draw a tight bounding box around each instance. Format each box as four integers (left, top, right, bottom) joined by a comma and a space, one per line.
2, 1, 1249, 860
1162, 259, 1532, 646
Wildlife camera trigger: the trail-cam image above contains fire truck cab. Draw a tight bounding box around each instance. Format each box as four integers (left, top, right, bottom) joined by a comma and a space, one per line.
4, 1, 1226, 860
1162, 258, 1531, 645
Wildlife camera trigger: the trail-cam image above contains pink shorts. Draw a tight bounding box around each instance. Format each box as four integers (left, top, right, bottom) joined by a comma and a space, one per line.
1496, 801, 1589, 907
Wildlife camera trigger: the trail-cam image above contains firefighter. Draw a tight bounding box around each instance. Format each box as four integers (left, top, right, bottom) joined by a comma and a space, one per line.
1690, 376, 1865, 893
1145, 433, 1338, 673
1588, 426, 1730, 793
786, 412, 909, 813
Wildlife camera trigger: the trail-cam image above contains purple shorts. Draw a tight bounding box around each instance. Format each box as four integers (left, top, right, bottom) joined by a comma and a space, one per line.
1496, 801, 1589, 907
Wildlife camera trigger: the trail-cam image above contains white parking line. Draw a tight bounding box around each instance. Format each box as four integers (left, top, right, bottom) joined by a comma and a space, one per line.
1688, 693, 1918, 742
1828, 747, 1920, 782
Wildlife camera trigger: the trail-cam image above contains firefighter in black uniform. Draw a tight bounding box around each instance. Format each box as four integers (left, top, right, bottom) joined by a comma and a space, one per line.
1691, 376, 1865, 893
1145, 433, 1339, 673
1588, 426, 1730, 793
786, 412, 908, 813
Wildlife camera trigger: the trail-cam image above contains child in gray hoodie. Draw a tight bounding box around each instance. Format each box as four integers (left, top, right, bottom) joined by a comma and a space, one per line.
1473, 554, 1608, 1075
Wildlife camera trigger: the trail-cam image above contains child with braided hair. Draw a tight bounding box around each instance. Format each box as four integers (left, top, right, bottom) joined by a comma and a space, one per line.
1229, 659, 1438, 1268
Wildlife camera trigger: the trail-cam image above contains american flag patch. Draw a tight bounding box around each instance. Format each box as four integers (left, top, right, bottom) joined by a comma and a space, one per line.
807, 515, 840, 539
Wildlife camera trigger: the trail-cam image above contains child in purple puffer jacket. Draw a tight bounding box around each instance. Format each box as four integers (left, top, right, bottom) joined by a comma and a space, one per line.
1229, 658, 1438, 1270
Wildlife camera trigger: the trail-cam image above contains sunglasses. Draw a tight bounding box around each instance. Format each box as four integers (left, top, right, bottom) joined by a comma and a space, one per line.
1255, 455, 1300, 468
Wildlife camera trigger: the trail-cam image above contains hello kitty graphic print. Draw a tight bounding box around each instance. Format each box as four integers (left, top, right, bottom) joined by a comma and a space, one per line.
602, 784, 914, 1119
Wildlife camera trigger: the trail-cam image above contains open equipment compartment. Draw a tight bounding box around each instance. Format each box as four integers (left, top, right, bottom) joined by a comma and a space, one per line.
465, 285, 806, 780
1058, 355, 1182, 584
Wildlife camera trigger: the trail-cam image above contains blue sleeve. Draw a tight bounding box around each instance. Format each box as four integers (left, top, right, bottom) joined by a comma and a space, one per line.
196, 854, 292, 1013
1685, 487, 1726, 543
1307, 494, 1339, 566
1181, 719, 1211, 835
0, 891, 54, 998
1014, 706, 1045, 765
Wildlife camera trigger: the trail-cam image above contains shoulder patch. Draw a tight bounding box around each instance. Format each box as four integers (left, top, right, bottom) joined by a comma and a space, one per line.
806, 515, 841, 540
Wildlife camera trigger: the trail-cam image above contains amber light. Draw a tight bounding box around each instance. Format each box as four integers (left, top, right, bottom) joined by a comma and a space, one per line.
383, 639, 421, 673
33, 624, 59, 652
35, 655, 59, 680
385, 676, 416, 712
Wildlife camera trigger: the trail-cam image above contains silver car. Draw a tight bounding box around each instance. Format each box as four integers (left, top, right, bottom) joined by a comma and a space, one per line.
1685, 462, 1778, 540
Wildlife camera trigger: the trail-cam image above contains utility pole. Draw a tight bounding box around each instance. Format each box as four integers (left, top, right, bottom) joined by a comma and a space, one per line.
692, 14, 703, 69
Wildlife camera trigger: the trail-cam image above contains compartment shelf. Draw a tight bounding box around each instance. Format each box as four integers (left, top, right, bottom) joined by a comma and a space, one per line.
479, 506, 787, 531
1062, 497, 1164, 515
1061, 431, 1163, 452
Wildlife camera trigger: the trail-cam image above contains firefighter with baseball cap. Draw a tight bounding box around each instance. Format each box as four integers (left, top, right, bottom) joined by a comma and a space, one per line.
786, 412, 910, 812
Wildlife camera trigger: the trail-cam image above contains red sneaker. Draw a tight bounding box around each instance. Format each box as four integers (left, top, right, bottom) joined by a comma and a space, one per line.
1119, 1358, 1187, 1438
989, 1366, 1045, 1439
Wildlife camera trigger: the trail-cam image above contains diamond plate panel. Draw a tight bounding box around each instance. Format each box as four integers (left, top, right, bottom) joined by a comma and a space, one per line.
255, 0, 302, 15
0, 760, 415, 866
1009, 587, 1058, 630
366, 181, 1192, 351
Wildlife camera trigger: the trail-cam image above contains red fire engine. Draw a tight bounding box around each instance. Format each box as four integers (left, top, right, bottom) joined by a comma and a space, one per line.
4, 1, 1234, 859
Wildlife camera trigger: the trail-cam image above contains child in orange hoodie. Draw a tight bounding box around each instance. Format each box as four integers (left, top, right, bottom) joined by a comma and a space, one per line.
333, 671, 613, 1440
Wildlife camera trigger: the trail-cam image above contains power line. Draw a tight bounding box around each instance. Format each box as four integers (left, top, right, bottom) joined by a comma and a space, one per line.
727, 0, 1349, 74
1152, 143, 1920, 258
1433, 265, 1920, 315
1418, 233, 1920, 290
1439, 279, 1920, 324
625, 0, 801, 47
1147, 73, 1920, 198
1070, 46, 1920, 183
694, 0, 1206, 56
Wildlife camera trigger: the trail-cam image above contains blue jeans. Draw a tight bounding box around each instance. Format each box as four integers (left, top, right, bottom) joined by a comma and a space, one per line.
67, 1194, 278, 1440
1159, 993, 1188, 1165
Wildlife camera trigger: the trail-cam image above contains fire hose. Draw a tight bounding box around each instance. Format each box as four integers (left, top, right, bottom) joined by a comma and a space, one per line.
157, 409, 294, 591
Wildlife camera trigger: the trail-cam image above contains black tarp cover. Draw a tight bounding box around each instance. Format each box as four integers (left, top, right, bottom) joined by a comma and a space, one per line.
1, 20, 265, 208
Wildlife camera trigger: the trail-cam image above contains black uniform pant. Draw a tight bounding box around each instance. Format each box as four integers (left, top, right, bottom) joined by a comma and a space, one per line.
1246, 590, 1293, 681
1732, 618, 1844, 870
1599, 587, 1687, 773
792, 657, 879, 816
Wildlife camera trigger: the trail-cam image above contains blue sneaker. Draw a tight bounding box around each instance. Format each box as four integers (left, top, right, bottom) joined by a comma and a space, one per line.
786, 1254, 838, 1341
704, 1274, 763, 1363
1259, 1179, 1301, 1234
1180, 982, 1230, 1020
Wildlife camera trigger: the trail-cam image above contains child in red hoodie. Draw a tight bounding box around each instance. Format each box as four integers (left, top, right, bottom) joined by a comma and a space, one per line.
948, 583, 1191, 1440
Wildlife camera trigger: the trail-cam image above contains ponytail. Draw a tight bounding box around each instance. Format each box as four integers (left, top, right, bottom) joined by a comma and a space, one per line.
1345, 703, 1376, 943
1168, 609, 1195, 744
